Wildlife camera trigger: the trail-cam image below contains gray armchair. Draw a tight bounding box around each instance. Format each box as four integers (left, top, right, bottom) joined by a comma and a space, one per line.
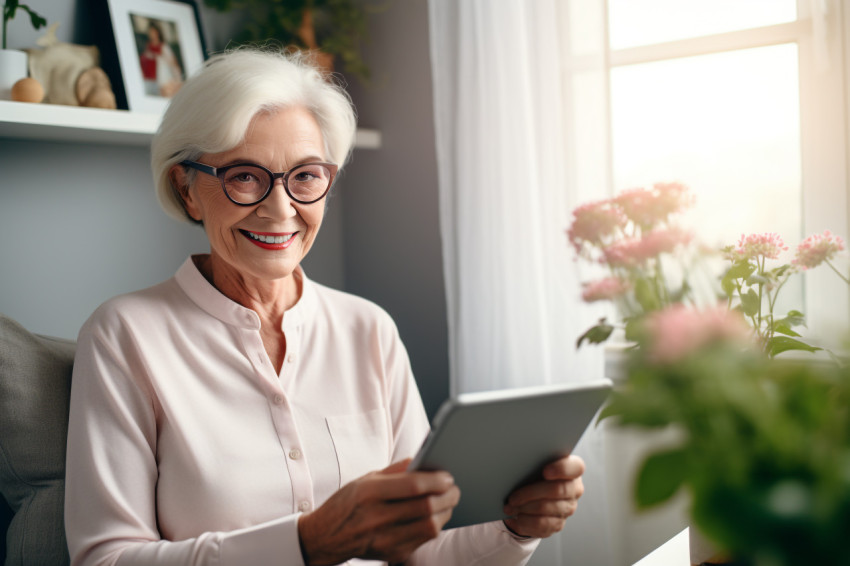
0, 314, 74, 565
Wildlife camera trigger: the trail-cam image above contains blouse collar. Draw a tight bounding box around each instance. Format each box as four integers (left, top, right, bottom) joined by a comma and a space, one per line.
174, 255, 317, 330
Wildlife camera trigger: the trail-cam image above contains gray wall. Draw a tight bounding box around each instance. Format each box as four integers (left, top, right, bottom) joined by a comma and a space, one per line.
341, 0, 449, 418
0, 0, 449, 415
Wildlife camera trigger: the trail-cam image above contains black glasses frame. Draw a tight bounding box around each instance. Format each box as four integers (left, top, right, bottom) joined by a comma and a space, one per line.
180, 160, 339, 206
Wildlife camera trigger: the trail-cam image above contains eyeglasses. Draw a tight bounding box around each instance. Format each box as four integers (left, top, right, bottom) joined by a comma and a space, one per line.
180, 160, 338, 206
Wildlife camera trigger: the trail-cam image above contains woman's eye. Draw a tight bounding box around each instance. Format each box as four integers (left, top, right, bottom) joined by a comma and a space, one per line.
293, 171, 317, 182
231, 172, 259, 184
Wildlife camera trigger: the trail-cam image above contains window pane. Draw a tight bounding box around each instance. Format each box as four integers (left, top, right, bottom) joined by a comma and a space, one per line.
608, 0, 797, 50
610, 44, 802, 304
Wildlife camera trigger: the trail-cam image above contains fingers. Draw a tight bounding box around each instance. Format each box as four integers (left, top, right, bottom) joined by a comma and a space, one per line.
363, 467, 455, 501
504, 495, 579, 519
506, 476, 584, 509
381, 457, 413, 474
502, 489, 579, 539
299, 466, 461, 565
542, 454, 585, 481
375, 484, 461, 536
501, 455, 586, 539
503, 514, 569, 539
357, 481, 460, 563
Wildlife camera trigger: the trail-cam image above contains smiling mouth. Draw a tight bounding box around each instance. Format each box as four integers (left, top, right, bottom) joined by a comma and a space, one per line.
240, 230, 297, 249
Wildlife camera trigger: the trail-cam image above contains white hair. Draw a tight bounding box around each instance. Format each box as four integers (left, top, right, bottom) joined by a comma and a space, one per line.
151, 47, 357, 223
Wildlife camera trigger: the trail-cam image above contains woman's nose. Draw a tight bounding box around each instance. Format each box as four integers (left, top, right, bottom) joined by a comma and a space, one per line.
256, 179, 297, 219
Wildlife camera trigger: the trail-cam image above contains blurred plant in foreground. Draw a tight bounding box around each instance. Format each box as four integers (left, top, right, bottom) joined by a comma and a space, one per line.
600, 305, 850, 566
569, 185, 850, 565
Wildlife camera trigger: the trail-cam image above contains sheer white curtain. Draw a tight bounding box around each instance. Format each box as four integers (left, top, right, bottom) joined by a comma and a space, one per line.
429, 0, 614, 564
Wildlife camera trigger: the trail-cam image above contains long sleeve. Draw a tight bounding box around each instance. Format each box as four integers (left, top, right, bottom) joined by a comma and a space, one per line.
409, 523, 539, 566
65, 310, 307, 566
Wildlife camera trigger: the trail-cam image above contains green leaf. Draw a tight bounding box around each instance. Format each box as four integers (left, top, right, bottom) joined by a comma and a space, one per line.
624, 318, 645, 343
725, 261, 755, 280
720, 274, 736, 299
784, 310, 806, 327
746, 274, 769, 286
771, 263, 792, 278
576, 323, 614, 348
767, 336, 822, 357
771, 321, 801, 337
740, 289, 760, 316
23, 6, 46, 29
634, 278, 660, 312
635, 448, 689, 508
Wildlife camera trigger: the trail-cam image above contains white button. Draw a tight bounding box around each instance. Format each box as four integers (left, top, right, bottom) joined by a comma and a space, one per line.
287, 354, 296, 364
289, 448, 302, 460
298, 501, 311, 511
273, 394, 283, 404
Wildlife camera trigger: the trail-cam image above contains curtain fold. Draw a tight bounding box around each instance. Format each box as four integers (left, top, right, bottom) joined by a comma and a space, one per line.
429, 0, 614, 563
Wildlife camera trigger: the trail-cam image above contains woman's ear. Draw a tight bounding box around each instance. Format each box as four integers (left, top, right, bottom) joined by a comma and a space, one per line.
169, 164, 202, 222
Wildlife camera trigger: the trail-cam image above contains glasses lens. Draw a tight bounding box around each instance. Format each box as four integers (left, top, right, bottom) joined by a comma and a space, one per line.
222, 165, 272, 204
287, 164, 333, 202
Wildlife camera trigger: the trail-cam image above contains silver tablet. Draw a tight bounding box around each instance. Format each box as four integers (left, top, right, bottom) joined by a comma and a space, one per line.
409, 379, 612, 529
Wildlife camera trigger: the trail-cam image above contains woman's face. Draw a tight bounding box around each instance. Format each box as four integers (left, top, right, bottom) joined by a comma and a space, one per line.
148, 26, 161, 45
177, 107, 328, 285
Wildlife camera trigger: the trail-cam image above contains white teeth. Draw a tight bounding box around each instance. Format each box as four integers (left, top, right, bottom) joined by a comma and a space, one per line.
246, 231, 294, 244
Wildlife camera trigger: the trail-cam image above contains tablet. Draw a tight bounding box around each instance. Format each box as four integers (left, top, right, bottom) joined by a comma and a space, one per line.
409, 379, 612, 529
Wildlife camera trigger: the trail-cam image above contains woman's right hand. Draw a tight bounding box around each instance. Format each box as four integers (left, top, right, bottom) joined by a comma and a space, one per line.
297, 458, 460, 565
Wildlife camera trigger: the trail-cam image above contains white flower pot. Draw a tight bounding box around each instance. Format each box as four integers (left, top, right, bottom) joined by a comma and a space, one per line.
0, 49, 28, 100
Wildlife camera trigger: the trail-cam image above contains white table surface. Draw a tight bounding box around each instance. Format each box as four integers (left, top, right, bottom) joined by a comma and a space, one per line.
633, 527, 689, 566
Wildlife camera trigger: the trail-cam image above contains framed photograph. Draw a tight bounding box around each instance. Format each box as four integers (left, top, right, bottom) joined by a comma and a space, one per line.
106, 0, 205, 113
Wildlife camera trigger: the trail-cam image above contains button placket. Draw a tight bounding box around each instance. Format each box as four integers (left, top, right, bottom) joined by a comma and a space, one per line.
279, 319, 301, 383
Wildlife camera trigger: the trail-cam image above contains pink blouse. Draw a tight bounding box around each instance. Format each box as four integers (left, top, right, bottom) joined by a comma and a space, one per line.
65, 256, 539, 565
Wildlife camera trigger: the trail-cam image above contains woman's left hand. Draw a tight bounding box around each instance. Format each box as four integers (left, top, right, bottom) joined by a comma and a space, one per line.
502, 454, 585, 538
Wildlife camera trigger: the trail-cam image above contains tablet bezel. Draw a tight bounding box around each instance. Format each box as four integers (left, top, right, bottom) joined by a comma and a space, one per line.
409, 379, 612, 529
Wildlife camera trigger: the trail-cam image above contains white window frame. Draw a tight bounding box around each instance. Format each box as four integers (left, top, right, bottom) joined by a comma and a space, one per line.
603, 0, 850, 343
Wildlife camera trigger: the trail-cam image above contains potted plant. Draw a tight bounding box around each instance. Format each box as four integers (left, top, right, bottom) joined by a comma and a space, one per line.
1, 0, 46, 99
600, 305, 850, 566
201, 0, 374, 79
569, 185, 850, 564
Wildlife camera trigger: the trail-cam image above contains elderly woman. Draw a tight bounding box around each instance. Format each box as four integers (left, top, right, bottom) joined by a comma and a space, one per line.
64, 48, 585, 565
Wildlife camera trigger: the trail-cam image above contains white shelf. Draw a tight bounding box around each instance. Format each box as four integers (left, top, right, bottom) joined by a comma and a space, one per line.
0, 100, 382, 149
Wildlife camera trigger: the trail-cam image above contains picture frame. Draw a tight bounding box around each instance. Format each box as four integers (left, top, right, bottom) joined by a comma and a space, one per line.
106, 0, 206, 114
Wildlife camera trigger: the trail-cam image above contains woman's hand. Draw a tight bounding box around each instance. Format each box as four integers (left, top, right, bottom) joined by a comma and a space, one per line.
297, 458, 460, 565
502, 455, 585, 539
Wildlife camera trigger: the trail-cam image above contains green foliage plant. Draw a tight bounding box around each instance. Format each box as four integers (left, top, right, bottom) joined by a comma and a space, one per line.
600, 312, 850, 566
202, 0, 376, 79
2, 0, 47, 50
570, 187, 850, 564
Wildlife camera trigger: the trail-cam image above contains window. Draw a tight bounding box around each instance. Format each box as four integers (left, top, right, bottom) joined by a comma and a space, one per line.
605, 0, 849, 342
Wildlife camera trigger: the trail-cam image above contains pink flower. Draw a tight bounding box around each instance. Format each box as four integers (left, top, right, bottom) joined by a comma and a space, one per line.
602, 238, 647, 268
639, 226, 693, 257
645, 304, 751, 364
735, 233, 789, 260
614, 183, 693, 228
600, 227, 692, 268
792, 230, 845, 270
567, 199, 627, 253
581, 277, 632, 302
